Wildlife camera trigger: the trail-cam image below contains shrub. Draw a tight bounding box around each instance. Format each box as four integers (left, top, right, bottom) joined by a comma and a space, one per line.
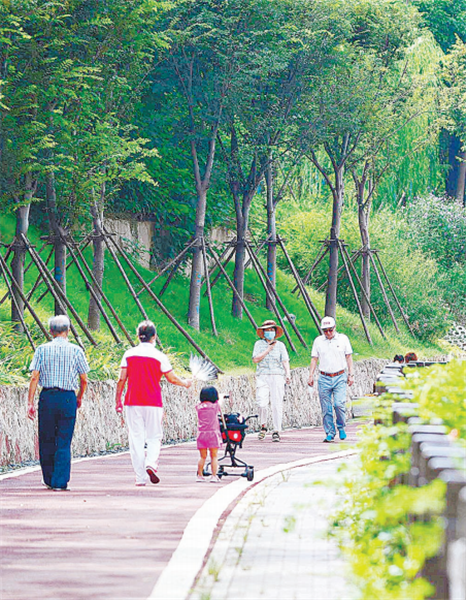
332, 360, 466, 599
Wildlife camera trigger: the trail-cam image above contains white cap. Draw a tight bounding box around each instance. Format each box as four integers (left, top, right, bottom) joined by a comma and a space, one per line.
321, 316, 335, 329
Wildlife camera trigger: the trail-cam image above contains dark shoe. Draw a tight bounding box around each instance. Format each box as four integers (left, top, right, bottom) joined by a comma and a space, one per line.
272, 431, 280, 442
323, 434, 334, 443
339, 429, 347, 440
146, 466, 160, 484
258, 426, 267, 441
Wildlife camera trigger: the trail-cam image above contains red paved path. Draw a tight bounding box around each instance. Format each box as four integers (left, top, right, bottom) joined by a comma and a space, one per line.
0, 424, 359, 600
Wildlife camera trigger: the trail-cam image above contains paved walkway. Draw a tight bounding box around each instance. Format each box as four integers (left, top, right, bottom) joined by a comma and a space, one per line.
189, 458, 357, 600
0, 424, 359, 600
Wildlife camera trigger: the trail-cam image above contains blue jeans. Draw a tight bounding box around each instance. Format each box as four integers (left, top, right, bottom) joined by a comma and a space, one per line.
317, 373, 347, 438
38, 389, 77, 489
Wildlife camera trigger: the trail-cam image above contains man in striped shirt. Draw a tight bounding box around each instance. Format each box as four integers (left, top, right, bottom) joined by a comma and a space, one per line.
28, 315, 89, 491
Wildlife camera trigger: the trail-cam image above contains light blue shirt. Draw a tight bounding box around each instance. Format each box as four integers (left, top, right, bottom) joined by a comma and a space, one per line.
30, 337, 89, 390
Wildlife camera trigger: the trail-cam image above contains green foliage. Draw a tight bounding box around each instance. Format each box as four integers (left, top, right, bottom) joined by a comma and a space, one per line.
0, 210, 444, 381
333, 360, 466, 599
332, 400, 446, 599
402, 194, 466, 319
277, 203, 451, 340
440, 38, 466, 146
404, 360, 466, 439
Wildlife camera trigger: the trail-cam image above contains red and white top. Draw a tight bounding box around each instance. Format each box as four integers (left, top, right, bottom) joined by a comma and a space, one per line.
120, 342, 173, 407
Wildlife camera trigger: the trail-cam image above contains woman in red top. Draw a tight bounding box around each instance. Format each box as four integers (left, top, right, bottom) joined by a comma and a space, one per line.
196, 386, 224, 483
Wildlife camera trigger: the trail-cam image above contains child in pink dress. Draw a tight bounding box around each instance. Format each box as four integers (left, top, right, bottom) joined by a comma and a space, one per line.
196, 386, 223, 483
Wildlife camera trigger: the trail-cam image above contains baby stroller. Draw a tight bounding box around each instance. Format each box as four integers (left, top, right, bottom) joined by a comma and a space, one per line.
206, 413, 257, 481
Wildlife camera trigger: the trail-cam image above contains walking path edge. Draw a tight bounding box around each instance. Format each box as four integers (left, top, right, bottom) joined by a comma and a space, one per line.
148, 449, 357, 600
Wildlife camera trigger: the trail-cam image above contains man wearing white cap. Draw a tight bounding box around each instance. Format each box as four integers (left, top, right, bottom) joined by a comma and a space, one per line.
308, 316, 354, 442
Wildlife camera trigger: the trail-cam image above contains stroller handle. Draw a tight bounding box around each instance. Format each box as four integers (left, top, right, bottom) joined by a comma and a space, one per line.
244, 414, 259, 423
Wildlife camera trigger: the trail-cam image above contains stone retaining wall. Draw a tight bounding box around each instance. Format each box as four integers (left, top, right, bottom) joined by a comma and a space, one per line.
0, 358, 386, 467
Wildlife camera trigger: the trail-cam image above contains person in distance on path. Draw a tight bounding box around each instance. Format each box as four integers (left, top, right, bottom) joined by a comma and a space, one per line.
308, 316, 354, 443
252, 319, 291, 443
115, 320, 192, 486
27, 315, 89, 491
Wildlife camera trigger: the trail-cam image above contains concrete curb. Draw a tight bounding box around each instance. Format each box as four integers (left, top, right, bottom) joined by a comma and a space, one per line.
148, 449, 357, 600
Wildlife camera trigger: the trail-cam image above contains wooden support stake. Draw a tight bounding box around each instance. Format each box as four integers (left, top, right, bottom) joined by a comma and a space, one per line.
65, 241, 122, 345
0, 252, 51, 342
277, 236, 322, 333
368, 252, 400, 333
292, 242, 328, 294
338, 240, 372, 345
101, 233, 149, 321
22, 235, 93, 348
204, 242, 237, 294
34, 237, 91, 305
201, 237, 218, 337
136, 238, 197, 297
315, 249, 361, 293
25, 246, 54, 302
0, 254, 36, 350
244, 240, 299, 352
373, 250, 415, 336
71, 240, 135, 346
158, 253, 184, 298
205, 242, 258, 332
105, 231, 222, 373
244, 235, 270, 271
340, 245, 386, 339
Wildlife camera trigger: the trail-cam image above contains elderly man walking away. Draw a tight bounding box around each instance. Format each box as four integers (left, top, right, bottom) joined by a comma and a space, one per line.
115, 320, 192, 486
27, 315, 89, 491
253, 319, 291, 443
308, 316, 354, 443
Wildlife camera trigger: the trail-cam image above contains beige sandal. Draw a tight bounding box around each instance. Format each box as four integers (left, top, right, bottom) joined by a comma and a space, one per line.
258, 426, 267, 440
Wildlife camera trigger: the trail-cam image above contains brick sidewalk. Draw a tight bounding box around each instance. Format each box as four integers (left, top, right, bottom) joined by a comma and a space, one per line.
0, 423, 359, 600
190, 457, 358, 600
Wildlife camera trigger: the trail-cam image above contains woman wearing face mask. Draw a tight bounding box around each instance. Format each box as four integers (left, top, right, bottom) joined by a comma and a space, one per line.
252, 320, 291, 442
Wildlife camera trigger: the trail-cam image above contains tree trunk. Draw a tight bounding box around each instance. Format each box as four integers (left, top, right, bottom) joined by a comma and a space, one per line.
358, 205, 371, 319
88, 188, 105, 331
446, 133, 463, 198
187, 188, 208, 330
46, 171, 66, 315
232, 216, 248, 319
265, 161, 276, 311
11, 202, 31, 329
456, 149, 466, 206
325, 167, 344, 318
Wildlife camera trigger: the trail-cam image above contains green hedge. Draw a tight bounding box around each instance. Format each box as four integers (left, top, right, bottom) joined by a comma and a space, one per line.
331, 360, 466, 600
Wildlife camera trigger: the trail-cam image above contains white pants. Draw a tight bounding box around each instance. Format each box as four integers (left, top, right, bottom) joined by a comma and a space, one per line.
256, 375, 285, 432
125, 406, 163, 484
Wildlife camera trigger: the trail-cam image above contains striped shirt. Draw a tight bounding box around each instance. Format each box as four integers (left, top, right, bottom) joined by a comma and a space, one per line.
252, 339, 289, 376
29, 337, 90, 391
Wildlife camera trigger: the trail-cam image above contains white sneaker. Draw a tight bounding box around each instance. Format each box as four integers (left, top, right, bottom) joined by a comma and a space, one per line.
210, 475, 221, 483
196, 475, 206, 482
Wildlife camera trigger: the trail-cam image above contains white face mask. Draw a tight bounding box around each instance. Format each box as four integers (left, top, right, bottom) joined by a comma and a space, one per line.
264, 330, 276, 341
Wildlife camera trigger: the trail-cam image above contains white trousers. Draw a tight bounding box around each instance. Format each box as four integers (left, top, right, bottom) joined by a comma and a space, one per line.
125, 406, 163, 484
256, 374, 285, 432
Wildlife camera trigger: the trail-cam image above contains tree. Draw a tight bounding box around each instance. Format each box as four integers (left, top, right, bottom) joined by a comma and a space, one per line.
299, 0, 420, 317
217, 0, 333, 318
412, 0, 466, 200
441, 38, 466, 205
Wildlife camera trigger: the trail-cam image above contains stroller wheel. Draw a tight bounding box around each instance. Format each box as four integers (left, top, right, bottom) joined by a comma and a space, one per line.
246, 467, 254, 482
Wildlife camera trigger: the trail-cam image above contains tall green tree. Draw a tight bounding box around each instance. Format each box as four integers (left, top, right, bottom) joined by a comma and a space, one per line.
299, 0, 420, 318
412, 0, 466, 200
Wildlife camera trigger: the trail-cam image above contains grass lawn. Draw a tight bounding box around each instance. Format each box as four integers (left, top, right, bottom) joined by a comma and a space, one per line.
0, 214, 444, 383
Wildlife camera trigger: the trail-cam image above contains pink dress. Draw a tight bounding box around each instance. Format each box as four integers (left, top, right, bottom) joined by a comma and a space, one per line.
196, 401, 222, 449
